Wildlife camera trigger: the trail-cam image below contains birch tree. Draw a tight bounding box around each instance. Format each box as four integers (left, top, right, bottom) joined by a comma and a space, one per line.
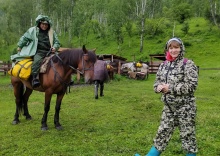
209, 0, 218, 27
135, 0, 147, 52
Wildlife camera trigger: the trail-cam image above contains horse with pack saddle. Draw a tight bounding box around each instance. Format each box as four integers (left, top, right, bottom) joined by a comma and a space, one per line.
8, 46, 97, 130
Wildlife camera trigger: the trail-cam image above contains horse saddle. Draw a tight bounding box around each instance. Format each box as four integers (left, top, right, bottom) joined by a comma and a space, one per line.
40, 54, 54, 73
8, 55, 54, 81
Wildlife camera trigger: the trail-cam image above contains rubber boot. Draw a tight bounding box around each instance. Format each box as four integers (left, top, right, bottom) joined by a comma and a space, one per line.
100, 84, 104, 97
186, 154, 196, 156
32, 74, 40, 88
94, 81, 99, 99
146, 146, 160, 156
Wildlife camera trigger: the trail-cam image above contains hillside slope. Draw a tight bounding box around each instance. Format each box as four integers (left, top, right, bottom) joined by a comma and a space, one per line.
1, 17, 219, 68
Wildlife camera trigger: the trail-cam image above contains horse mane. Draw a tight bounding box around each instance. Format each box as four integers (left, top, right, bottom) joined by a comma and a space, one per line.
49, 48, 97, 67
53, 49, 82, 66
87, 49, 97, 63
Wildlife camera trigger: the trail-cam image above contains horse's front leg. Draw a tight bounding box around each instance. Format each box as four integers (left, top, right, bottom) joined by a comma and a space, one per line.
41, 92, 52, 130
94, 81, 99, 99
54, 92, 65, 130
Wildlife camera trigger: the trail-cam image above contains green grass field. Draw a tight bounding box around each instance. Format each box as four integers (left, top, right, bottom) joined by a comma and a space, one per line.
0, 69, 220, 156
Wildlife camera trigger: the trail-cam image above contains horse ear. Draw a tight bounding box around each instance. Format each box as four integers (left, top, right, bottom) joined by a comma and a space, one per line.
82, 45, 88, 54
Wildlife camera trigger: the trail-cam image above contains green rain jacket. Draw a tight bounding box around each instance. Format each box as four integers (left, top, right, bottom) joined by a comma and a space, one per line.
11, 15, 60, 63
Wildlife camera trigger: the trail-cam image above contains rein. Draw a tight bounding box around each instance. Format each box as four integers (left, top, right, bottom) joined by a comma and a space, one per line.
54, 53, 93, 74
80, 54, 94, 73
49, 52, 94, 93
50, 58, 69, 93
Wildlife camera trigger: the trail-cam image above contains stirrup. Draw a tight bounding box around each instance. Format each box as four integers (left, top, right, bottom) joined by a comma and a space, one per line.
32, 79, 40, 88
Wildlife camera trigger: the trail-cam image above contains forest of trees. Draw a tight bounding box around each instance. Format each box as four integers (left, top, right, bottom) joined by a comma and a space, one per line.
0, 0, 220, 52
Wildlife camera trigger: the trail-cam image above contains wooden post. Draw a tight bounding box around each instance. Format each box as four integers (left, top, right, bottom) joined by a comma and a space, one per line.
3, 61, 6, 76
118, 60, 121, 74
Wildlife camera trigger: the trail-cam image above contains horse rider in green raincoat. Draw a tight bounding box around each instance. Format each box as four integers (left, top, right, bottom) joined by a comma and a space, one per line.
11, 14, 60, 88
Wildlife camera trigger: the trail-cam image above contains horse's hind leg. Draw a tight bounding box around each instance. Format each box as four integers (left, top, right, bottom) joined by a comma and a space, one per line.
11, 77, 24, 124
100, 82, 104, 97
54, 92, 65, 130
12, 86, 23, 124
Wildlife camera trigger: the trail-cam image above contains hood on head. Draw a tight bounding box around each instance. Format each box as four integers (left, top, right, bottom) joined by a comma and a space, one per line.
35, 15, 52, 27
165, 37, 185, 59
166, 37, 185, 52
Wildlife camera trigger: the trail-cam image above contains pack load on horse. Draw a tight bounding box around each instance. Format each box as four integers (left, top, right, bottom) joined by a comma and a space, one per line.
93, 55, 109, 99
133, 62, 149, 80
106, 61, 114, 80
9, 46, 96, 130
121, 62, 136, 73
121, 62, 149, 80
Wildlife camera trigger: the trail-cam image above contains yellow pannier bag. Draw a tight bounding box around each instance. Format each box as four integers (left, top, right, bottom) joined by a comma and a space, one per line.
8, 58, 33, 80
136, 62, 142, 67
107, 64, 111, 69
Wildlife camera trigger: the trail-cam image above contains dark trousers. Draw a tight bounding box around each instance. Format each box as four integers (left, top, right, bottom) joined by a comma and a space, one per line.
31, 51, 47, 75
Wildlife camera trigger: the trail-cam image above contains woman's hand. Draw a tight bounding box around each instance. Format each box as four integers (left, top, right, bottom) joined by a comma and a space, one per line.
157, 84, 164, 92
161, 84, 169, 93
51, 47, 56, 52
157, 83, 170, 93
17, 47, 21, 52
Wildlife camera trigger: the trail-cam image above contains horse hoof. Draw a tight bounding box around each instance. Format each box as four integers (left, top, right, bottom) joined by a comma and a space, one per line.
41, 127, 48, 131
12, 120, 20, 125
95, 96, 98, 99
56, 126, 63, 130
26, 116, 32, 120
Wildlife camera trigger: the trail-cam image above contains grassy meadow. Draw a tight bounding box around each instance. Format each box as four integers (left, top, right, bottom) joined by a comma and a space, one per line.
1, 17, 220, 156
0, 69, 220, 156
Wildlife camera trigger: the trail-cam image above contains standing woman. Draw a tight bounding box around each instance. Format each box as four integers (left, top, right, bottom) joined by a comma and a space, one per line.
136, 37, 198, 156
11, 14, 60, 88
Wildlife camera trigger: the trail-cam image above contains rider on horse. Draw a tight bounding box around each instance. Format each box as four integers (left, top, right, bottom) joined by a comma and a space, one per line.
11, 15, 60, 88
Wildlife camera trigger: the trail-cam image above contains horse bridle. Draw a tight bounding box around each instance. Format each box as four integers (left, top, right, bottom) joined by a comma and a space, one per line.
49, 53, 94, 93
78, 54, 94, 74
54, 53, 94, 75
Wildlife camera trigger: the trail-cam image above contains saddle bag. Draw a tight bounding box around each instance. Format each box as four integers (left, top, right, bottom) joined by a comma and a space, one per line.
8, 58, 33, 80
107, 64, 111, 69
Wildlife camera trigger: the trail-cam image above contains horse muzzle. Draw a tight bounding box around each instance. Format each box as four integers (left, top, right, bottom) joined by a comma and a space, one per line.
84, 77, 93, 84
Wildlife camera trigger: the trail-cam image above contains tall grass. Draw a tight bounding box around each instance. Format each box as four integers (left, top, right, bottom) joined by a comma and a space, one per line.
0, 70, 219, 156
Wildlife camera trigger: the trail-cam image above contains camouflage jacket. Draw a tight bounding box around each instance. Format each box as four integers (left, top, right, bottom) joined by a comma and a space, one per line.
154, 56, 198, 107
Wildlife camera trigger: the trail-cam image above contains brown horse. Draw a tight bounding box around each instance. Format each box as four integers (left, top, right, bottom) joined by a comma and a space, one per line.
11, 45, 97, 130
107, 63, 114, 80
